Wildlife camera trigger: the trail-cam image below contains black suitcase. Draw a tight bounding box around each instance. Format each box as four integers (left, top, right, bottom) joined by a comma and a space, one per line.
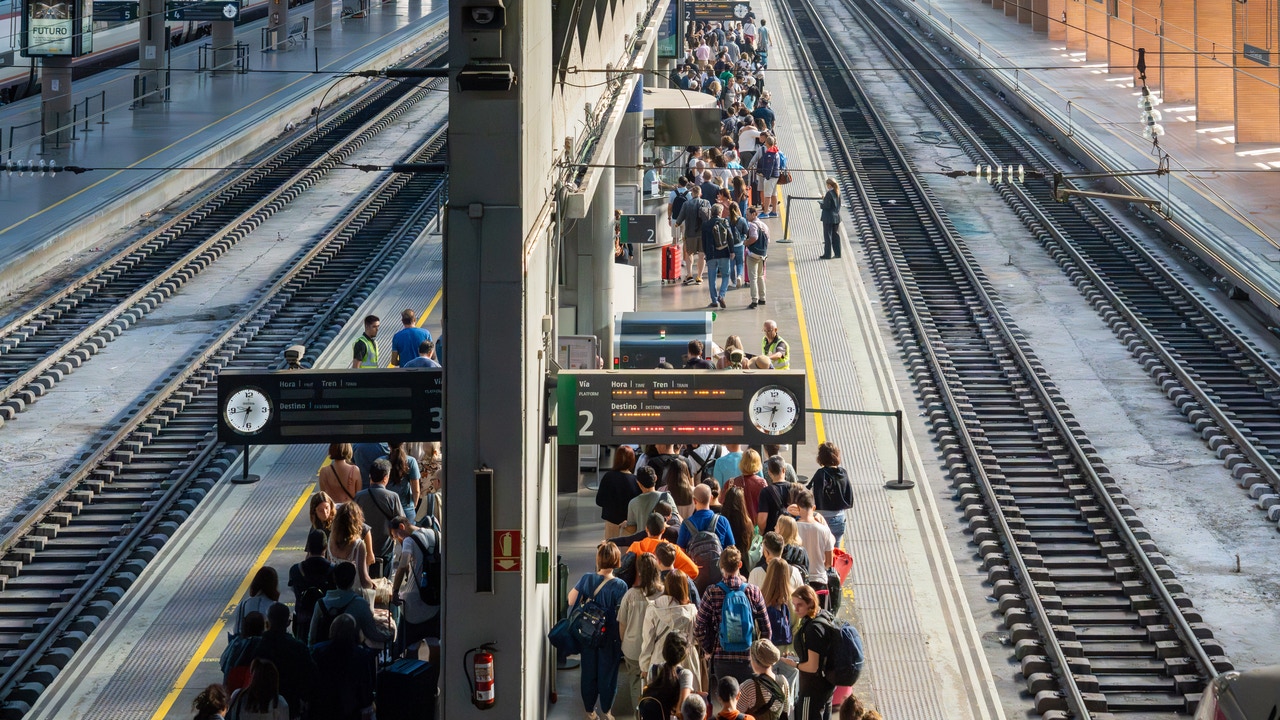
377, 658, 436, 720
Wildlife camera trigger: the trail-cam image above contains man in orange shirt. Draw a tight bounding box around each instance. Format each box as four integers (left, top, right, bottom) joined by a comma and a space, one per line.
628, 513, 700, 580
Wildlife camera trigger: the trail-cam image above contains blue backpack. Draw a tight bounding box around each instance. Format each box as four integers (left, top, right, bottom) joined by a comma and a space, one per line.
717, 581, 755, 653
818, 614, 865, 686
766, 603, 792, 646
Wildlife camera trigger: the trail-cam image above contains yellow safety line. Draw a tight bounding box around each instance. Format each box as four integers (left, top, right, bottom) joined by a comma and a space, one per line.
786, 247, 825, 444
415, 288, 443, 328
2, 23, 434, 237
149, 483, 314, 720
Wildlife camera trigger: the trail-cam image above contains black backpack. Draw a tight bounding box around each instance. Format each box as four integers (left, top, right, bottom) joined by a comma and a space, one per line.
292, 584, 327, 640
311, 597, 354, 644
684, 514, 724, 593
671, 187, 690, 218
711, 220, 732, 252
408, 527, 442, 606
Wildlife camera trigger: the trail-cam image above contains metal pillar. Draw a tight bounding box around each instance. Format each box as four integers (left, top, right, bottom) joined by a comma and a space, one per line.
40, 58, 73, 147
443, 0, 555, 717
138, 0, 167, 97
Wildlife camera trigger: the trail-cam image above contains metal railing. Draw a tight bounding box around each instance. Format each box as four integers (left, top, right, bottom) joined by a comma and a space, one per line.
799, 407, 911, 489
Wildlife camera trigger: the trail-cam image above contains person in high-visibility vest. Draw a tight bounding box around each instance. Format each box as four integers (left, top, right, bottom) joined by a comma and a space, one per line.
351, 314, 381, 368
762, 320, 790, 369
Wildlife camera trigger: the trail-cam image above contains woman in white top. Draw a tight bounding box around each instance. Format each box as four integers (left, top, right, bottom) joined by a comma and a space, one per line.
226, 658, 289, 720
232, 566, 279, 635
640, 569, 702, 691
618, 553, 665, 708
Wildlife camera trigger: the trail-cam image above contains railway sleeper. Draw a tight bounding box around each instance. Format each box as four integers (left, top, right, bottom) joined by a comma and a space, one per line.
1027, 671, 1101, 694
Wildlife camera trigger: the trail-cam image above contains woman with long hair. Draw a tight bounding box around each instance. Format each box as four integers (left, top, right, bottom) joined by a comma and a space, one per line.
328, 503, 374, 590
731, 176, 750, 219
597, 445, 640, 540
317, 444, 360, 505
227, 658, 289, 719
781, 586, 834, 720
663, 462, 696, 521
618, 553, 665, 708
774, 515, 812, 576
640, 569, 702, 692
308, 492, 336, 538
760, 557, 801, 706
232, 566, 280, 635
720, 486, 754, 562
728, 203, 749, 287
727, 448, 767, 525
567, 543, 629, 720
819, 178, 842, 260
192, 684, 228, 720
639, 633, 695, 719
381, 442, 421, 514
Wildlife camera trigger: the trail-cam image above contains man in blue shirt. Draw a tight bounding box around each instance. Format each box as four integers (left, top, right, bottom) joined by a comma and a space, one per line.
390, 309, 431, 367
677, 484, 735, 550
402, 339, 441, 368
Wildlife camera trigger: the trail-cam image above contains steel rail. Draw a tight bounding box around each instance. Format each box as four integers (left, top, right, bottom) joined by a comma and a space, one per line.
0, 125, 447, 712
849, 0, 1280, 493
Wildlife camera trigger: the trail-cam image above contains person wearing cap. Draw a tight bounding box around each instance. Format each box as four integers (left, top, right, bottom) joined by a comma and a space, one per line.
737, 639, 792, 720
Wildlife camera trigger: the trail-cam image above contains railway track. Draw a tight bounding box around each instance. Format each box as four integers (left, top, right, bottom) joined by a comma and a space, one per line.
843, 0, 1280, 525
775, 0, 1231, 716
0, 124, 448, 720
0, 41, 447, 430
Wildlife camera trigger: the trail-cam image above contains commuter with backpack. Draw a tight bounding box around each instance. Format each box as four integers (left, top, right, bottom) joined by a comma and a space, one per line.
678, 485, 736, 595
693, 547, 772, 688
288, 530, 334, 641
781, 585, 865, 720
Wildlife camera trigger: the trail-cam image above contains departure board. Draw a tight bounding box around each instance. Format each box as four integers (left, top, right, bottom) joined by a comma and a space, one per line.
217, 368, 441, 444
557, 370, 806, 445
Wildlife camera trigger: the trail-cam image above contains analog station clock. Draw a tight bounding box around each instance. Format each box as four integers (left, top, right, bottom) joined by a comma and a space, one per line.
222, 387, 272, 436
749, 385, 799, 436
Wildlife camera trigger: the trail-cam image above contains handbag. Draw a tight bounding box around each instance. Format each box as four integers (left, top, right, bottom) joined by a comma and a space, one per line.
548, 577, 608, 654
833, 547, 853, 585
777, 169, 793, 185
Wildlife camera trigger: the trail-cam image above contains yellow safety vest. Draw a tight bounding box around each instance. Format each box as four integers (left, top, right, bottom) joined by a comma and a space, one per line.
356, 335, 379, 368
763, 336, 790, 369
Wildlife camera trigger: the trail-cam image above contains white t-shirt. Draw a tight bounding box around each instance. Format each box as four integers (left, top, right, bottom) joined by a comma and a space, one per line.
397, 528, 441, 624
795, 520, 835, 583
747, 561, 805, 593
739, 127, 761, 153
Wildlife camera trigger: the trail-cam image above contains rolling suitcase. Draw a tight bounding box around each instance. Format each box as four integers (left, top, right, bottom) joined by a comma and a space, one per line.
662, 244, 682, 284
377, 658, 437, 720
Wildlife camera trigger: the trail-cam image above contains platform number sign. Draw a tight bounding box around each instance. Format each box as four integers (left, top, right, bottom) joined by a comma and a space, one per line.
620, 214, 658, 245
556, 370, 806, 445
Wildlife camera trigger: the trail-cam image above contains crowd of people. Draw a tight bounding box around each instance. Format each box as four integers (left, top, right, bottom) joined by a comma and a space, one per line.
193, 441, 443, 720
661, 14, 845, 312
579, 440, 877, 720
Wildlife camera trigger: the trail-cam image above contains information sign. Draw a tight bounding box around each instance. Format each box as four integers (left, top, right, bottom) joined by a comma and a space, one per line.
685, 1, 751, 21
556, 370, 806, 445
216, 368, 441, 444
166, 0, 239, 20
93, 1, 138, 21
619, 214, 658, 245
493, 530, 521, 572
22, 0, 92, 57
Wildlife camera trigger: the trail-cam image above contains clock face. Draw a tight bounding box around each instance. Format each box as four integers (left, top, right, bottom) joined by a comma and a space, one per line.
734, 3, 749, 18
224, 387, 272, 435
749, 385, 799, 436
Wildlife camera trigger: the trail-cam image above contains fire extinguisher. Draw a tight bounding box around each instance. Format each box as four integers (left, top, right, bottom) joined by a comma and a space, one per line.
466, 643, 498, 710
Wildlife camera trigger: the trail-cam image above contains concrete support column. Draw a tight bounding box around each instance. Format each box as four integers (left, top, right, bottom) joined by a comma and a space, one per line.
315, 0, 332, 31
138, 0, 167, 98
443, 0, 555, 717
617, 81, 643, 189
212, 20, 235, 73
267, 0, 289, 50
590, 155, 616, 358
40, 58, 73, 147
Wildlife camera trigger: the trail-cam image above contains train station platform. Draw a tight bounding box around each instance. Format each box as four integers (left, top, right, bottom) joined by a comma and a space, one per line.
878, 0, 1280, 325
0, 0, 446, 296
551, 1, 1008, 716
24, 224, 442, 720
